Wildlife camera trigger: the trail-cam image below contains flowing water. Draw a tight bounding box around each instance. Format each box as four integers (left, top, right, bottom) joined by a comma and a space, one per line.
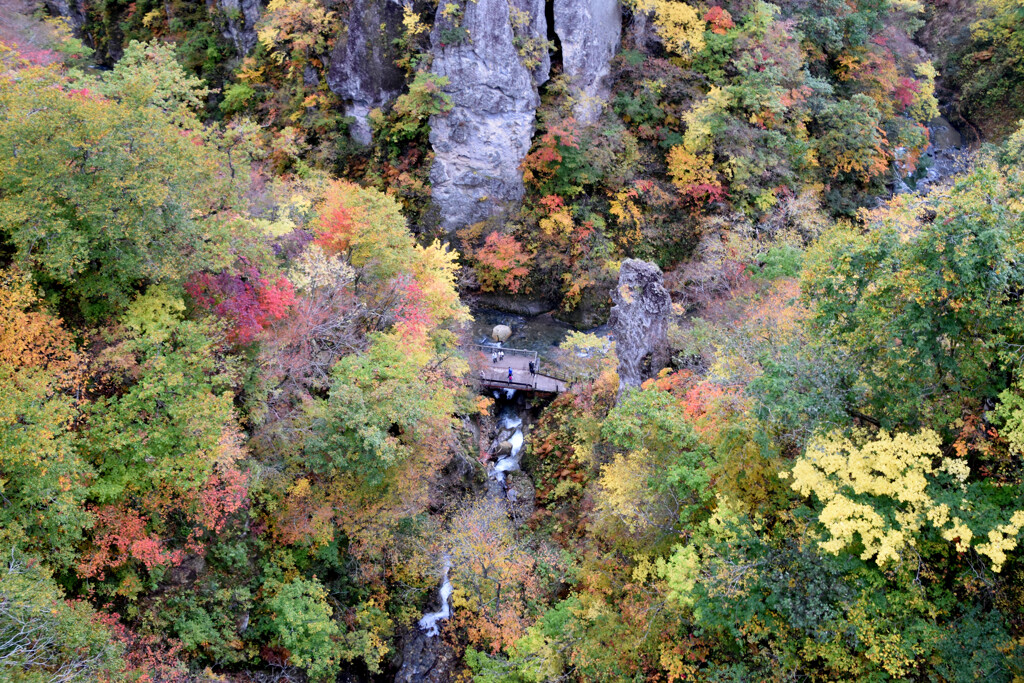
895, 115, 970, 195
418, 557, 453, 637
417, 398, 532, 638
469, 308, 574, 363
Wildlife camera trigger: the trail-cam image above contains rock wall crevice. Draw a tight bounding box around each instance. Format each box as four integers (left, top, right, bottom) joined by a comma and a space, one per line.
327, 0, 407, 145
211, 0, 263, 57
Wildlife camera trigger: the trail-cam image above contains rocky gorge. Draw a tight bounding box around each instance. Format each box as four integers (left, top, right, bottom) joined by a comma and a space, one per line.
194, 0, 625, 233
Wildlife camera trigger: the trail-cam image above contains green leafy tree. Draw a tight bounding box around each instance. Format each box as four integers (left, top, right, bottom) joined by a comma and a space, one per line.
0, 270, 91, 569
593, 388, 712, 547
0, 550, 124, 682
98, 40, 210, 121
0, 66, 242, 318
261, 577, 343, 682
802, 148, 1024, 429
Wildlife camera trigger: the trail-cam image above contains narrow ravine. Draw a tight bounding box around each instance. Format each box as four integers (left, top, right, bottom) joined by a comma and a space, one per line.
417, 557, 453, 637
396, 332, 545, 681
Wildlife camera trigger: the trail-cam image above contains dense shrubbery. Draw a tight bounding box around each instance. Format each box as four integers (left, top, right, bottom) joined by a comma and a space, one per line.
4, 0, 1024, 680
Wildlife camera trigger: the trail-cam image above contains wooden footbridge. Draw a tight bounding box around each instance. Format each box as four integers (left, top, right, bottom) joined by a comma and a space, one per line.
466, 345, 568, 394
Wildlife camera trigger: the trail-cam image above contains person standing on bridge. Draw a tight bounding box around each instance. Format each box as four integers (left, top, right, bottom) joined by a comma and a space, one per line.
499, 350, 505, 362
528, 360, 536, 375
491, 351, 497, 364
508, 367, 513, 383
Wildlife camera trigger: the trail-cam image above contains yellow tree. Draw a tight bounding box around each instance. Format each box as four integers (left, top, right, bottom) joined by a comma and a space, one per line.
446, 499, 538, 650
789, 429, 1024, 571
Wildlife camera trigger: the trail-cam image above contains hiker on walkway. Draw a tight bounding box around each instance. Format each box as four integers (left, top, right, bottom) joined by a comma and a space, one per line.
499, 350, 505, 361
491, 351, 497, 364
528, 360, 536, 375
508, 368, 514, 383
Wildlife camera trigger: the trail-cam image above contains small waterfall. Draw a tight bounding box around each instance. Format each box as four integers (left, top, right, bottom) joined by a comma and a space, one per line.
418, 557, 453, 637
493, 428, 524, 483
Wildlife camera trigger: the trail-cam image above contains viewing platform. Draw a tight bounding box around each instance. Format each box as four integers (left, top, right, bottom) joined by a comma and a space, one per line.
465, 344, 568, 394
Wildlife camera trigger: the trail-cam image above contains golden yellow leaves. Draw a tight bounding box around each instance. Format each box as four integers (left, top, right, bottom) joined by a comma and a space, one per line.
789, 429, 1024, 572
666, 145, 717, 190
651, 1, 706, 59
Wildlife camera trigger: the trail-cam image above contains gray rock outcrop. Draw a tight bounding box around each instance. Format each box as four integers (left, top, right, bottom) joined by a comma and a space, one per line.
555, 0, 621, 124
393, 625, 456, 683
608, 259, 671, 396
429, 0, 549, 232
42, 0, 86, 31
494, 440, 514, 456
211, 0, 262, 57
491, 324, 512, 341
327, 0, 407, 145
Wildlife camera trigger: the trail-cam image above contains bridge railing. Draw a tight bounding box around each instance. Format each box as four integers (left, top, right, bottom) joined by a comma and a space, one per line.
474, 372, 569, 391
476, 377, 538, 389
467, 344, 538, 361
467, 344, 543, 374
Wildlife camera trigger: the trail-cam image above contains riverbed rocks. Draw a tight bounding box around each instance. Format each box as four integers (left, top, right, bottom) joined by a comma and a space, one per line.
393, 624, 457, 683
609, 259, 672, 396
494, 439, 515, 456
555, 0, 622, 124
428, 0, 548, 232
504, 470, 536, 526
327, 0, 406, 145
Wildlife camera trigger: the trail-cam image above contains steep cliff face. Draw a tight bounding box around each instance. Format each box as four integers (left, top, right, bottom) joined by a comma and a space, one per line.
554, 0, 621, 124
212, 0, 262, 57
42, 0, 86, 31
608, 259, 671, 396
428, 0, 549, 232
327, 0, 407, 145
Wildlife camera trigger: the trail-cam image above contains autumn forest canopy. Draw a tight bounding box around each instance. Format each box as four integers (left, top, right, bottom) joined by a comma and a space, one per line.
2, 0, 1024, 680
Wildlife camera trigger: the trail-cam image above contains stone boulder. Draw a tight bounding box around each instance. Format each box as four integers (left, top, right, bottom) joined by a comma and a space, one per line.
429, 0, 549, 231
504, 470, 536, 527
493, 440, 514, 456
327, 0, 407, 145
491, 324, 513, 342
608, 259, 671, 396
554, 0, 621, 124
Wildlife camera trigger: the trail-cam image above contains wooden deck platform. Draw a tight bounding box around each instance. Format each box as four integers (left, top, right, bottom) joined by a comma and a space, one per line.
466, 345, 568, 394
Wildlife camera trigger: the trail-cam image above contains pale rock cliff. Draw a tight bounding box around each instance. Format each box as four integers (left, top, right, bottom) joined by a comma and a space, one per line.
609, 259, 671, 396
327, 0, 407, 145
42, 0, 86, 31
212, 0, 262, 57
554, 0, 621, 124
428, 0, 549, 232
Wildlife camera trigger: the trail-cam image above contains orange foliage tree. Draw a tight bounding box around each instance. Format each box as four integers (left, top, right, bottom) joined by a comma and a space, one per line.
446, 499, 540, 651
471, 232, 533, 294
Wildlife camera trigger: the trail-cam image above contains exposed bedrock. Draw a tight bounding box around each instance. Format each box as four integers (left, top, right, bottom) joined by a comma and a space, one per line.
609, 258, 671, 396
428, 0, 550, 232
211, 0, 262, 57
42, 0, 86, 31
554, 0, 621, 124
326, 0, 407, 145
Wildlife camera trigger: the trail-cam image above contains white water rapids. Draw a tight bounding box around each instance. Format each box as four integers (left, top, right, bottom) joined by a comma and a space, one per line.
418, 557, 453, 637
417, 404, 529, 637
493, 428, 524, 483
